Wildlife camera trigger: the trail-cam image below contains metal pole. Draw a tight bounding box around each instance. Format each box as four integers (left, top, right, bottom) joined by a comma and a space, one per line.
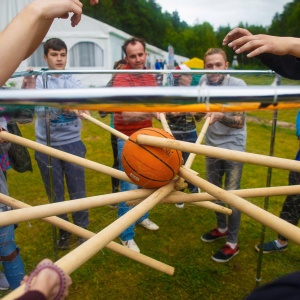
255, 75, 281, 287
42, 71, 58, 260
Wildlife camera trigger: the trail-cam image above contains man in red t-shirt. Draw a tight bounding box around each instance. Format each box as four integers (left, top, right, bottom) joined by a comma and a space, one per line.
112, 37, 159, 253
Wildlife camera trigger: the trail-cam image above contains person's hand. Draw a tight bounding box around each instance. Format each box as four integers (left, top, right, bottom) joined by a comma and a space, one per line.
223, 27, 294, 58
21, 69, 37, 89
23, 259, 72, 300
31, 0, 83, 27
205, 112, 224, 124
76, 110, 90, 118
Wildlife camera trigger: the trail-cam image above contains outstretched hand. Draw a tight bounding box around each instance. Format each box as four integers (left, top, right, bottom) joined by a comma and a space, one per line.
223, 27, 296, 58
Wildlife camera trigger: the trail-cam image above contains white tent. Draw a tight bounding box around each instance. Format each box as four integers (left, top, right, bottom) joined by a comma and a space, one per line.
2, 0, 189, 87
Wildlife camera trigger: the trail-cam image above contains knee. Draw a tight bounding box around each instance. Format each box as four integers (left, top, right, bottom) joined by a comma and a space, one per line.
0, 248, 19, 262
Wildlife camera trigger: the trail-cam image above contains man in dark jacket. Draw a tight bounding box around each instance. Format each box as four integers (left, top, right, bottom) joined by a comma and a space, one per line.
223, 28, 300, 253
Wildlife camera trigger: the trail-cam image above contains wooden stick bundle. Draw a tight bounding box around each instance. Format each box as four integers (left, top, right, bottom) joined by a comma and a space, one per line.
3, 181, 176, 300
0, 193, 174, 278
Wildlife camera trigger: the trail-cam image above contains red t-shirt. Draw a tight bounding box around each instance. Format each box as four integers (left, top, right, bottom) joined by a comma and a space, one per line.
113, 64, 157, 136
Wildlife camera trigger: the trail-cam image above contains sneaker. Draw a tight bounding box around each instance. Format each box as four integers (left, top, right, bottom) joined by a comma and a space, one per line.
57, 230, 71, 250
139, 218, 159, 231
254, 241, 288, 254
108, 204, 118, 209
120, 239, 140, 252
212, 244, 239, 263
201, 228, 228, 243
175, 203, 184, 208
0, 271, 9, 290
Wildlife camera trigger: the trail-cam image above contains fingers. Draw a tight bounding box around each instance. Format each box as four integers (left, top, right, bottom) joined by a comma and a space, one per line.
21, 69, 37, 89
223, 28, 252, 46
90, 0, 99, 5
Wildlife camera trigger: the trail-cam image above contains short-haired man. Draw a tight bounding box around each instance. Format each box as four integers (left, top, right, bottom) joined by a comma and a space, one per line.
199, 48, 247, 262
34, 38, 89, 249
113, 37, 159, 252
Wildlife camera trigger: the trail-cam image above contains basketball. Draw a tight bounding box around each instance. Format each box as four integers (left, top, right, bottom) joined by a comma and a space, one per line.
122, 127, 183, 189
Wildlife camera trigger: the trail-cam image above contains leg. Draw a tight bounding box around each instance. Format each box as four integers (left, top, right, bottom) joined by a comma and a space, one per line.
206, 157, 228, 229
117, 138, 140, 242
111, 133, 120, 193
224, 160, 244, 243
60, 141, 89, 229
0, 225, 24, 290
172, 131, 199, 193
35, 151, 68, 221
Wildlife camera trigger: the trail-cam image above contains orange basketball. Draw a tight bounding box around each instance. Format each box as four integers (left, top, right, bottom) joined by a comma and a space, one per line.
122, 127, 183, 189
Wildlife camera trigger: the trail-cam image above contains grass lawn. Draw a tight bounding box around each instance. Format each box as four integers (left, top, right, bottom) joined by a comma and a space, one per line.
1, 75, 300, 299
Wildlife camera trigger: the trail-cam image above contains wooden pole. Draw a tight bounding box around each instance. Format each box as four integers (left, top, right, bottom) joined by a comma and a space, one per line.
3, 181, 176, 300
0, 131, 131, 182
82, 113, 129, 141
179, 167, 300, 245
0, 194, 174, 280
137, 135, 300, 172
0, 189, 155, 227
127, 185, 300, 205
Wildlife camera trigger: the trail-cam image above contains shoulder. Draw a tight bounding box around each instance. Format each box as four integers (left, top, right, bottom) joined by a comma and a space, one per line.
66, 75, 83, 88
226, 75, 247, 86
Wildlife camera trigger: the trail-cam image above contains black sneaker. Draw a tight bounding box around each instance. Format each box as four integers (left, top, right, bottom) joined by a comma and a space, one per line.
57, 230, 71, 250
254, 241, 288, 254
212, 244, 239, 263
78, 237, 86, 246
201, 228, 228, 243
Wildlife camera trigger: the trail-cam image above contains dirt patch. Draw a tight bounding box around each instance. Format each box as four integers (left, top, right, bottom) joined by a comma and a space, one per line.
246, 115, 295, 130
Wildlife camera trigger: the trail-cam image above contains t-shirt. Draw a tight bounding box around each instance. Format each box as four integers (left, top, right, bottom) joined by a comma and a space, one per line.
113, 63, 157, 136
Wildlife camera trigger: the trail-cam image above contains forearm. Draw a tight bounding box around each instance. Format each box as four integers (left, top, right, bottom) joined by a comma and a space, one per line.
0, 4, 52, 86
280, 37, 300, 58
219, 112, 245, 129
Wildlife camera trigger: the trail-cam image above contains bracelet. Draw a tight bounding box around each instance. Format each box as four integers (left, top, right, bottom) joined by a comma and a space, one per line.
25, 262, 67, 300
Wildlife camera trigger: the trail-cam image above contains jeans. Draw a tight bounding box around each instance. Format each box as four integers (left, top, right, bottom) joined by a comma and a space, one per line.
117, 138, 148, 241
111, 134, 119, 193
0, 225, 24, 290
278, 171, 300, 241
206, 156, 244, 243
35, 140, 89, 228
172, 130, 199, 193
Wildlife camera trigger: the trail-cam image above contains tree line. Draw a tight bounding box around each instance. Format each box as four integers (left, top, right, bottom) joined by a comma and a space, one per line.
82, 0, 300, 68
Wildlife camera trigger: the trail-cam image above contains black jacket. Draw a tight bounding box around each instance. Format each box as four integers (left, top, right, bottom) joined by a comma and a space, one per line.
259, 53, 300, 80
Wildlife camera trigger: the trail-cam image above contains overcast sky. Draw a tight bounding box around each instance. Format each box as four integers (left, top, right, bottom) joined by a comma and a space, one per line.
155, 0, 291, 30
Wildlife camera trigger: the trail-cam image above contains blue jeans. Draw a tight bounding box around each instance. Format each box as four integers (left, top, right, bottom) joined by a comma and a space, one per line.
206, 156, 244, 243
0, 224, 24, 290
117, 138, 148, 241
172, 130, 199, 193
35, 141, 89, 228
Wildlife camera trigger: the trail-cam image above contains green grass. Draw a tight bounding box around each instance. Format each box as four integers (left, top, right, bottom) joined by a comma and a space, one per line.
1, 75, 300, 299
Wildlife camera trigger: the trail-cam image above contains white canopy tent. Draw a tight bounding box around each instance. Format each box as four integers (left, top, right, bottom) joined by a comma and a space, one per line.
1, 0, 189, 87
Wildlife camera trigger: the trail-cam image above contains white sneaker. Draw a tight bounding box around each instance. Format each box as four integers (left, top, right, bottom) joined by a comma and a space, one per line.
0, 271, 9, 290
120, 239, 140, 252
139, 218, 159, 231
175, 203, 184, 208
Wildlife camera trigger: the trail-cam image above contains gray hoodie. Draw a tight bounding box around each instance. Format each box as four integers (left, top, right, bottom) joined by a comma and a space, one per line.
35, 74, 83, 146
